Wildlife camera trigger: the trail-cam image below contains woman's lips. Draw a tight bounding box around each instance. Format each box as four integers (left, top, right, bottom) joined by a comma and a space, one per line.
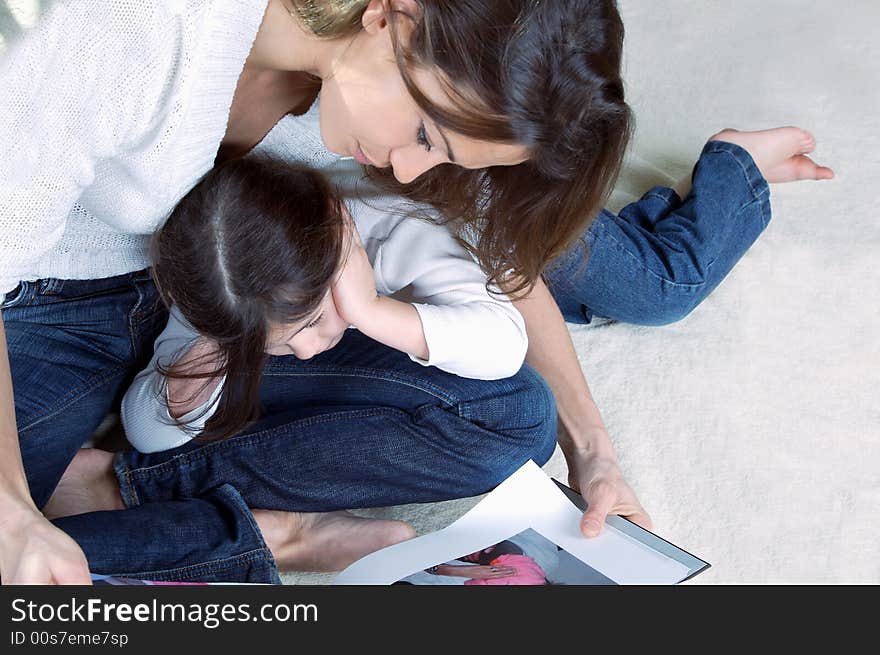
353, 142, 374, 166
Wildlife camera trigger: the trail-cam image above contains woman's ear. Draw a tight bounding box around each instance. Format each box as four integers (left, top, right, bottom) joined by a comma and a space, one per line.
361, 0, 421, 36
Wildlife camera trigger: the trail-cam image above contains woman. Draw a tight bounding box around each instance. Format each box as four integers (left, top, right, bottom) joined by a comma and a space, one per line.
0, 0, 831, 584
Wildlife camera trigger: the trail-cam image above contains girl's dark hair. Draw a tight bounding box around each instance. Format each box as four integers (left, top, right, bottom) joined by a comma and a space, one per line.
294, 0, 632, 295
151, 157, 346, 442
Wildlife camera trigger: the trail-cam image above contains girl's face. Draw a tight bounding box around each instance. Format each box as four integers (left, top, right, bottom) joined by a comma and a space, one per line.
265, 204, 358, 361
318, 0, 529, 184
265, 292, 348, 360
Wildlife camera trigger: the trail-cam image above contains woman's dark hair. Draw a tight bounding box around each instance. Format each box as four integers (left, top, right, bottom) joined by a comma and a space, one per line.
151, 156, 346, 442
294, 0, 632, 295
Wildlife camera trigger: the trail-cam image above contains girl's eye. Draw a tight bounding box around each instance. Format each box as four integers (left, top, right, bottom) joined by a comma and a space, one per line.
417, 124, 433, 152
305, 313, 323, 329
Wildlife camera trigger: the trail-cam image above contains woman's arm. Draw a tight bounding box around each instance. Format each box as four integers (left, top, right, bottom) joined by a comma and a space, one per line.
0, 314, 92, 584
511, 278, 652, 536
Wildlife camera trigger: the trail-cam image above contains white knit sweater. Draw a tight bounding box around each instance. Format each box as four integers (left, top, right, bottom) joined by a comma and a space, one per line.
0, 0, 269, 296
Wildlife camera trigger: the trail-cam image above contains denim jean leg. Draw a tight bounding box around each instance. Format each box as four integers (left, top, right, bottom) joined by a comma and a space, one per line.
117, 330, 558, 511
545, 140, 771, 325
2, 272, 165, 506
53, 483, 281, 583
3, 272, 279, 584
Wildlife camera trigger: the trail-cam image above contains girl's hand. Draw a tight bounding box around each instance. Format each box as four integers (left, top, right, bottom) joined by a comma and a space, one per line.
331, 226, 379, 327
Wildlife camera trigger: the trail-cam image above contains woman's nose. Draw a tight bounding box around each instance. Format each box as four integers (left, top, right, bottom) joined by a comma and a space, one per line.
389, 146, 439, 184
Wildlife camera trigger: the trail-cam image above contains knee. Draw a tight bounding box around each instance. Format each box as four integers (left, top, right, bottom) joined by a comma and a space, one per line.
628, 289, 705, 326
466, 367, 558, 491
499, 366, 557, 459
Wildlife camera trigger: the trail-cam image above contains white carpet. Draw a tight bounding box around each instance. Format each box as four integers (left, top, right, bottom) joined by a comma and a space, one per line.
564, 0, 880, 584
3, 1, 876, 584
285, 0, 879, 585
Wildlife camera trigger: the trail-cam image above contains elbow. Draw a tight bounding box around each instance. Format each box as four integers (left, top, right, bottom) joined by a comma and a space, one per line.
501, 337, 529, 379
473, 334, 528, 380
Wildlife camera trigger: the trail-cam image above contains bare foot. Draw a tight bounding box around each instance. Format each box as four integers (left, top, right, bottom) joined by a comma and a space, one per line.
709, 127, 835, 183
43, 448, 125, 519
253, 508, 416, 572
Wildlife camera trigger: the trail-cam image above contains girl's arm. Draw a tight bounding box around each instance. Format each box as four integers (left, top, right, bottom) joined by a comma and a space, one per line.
335, 209, 527, 380
510, 278, 652, 537
330, 229, 430, 361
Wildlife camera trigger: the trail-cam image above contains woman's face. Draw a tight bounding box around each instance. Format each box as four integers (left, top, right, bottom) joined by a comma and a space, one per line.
318, 0, 529, 184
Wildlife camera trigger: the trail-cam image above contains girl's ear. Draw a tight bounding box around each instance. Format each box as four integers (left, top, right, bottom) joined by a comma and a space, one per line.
361, 0, 421, 36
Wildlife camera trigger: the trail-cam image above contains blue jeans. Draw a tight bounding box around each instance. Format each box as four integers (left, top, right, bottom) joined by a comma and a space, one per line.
3, 140, 769, 583
545, 141, 771, 325
117, 330, 558, 512
3, 274, 557, 584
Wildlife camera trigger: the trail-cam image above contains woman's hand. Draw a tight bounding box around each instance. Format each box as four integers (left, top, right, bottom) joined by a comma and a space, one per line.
331, 227, 379, 328
560, 424, 652, 538
0, 503, 92, 584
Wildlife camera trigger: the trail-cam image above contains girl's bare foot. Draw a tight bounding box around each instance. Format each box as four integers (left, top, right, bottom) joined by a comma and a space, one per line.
45, 449, 417, 573
253, 508, 416, 572
709, 127, 835, 183
43, 448, 125, 519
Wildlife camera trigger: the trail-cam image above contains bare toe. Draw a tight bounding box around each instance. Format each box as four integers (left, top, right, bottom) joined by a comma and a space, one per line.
708, 126, 823, 180
801, 132, 817, 154
763, 154, 835, 184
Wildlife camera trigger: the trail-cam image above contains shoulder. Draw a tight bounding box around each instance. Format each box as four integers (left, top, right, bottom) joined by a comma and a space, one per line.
29, 0, 195, 48
6, 0, 201, 111
350, 193, 451, 247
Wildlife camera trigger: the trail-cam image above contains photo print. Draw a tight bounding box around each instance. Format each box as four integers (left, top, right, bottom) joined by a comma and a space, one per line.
394, 528, 615, 585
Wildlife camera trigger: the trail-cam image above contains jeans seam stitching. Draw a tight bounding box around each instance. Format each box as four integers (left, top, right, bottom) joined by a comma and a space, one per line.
599, 228, 707, 290
116, 548, 274, 581
601, 192, 768, 290
705, 144, 770, 201
128, 283, 147, 359
124, 407, 412, 478
16, 366, 128, 432
1, 281, 30, 309
262, 367, 459, 405
644, 191, 676, 207
124, 467, 139, 507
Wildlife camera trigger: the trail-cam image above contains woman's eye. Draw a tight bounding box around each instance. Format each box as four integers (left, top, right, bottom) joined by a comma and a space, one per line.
305, 314, 323, 329
417, 124, 432, 152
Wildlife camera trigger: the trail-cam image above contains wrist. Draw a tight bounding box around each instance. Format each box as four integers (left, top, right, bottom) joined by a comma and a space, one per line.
0, 492, 42, 531
557, 420, 618, 462
345, 295, 383, 331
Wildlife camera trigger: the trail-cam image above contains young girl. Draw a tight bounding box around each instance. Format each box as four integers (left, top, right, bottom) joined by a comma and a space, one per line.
121, 153, 528, 453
